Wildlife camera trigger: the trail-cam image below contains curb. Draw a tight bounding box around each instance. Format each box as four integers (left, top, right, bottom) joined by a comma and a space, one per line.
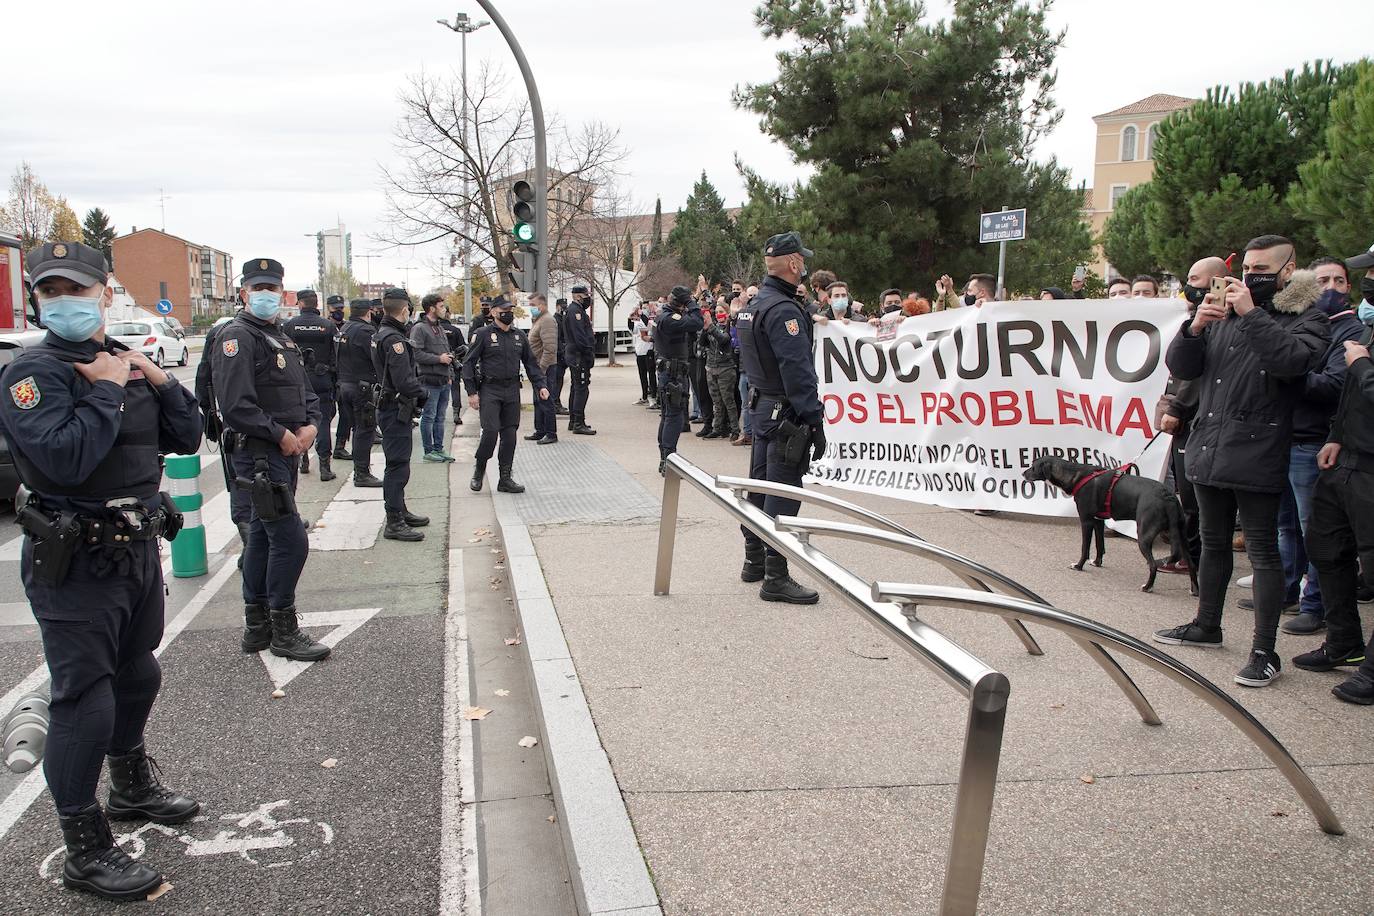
490, 485, 662, 916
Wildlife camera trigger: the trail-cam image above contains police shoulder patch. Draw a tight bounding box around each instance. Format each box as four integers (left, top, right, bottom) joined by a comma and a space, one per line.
392, 341, 405, 354
9, 376, 40, 410
223, 338, 240, 357
785, 318, 800, 336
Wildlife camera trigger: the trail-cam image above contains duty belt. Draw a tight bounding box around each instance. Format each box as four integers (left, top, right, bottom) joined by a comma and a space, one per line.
80, 512, 173, 545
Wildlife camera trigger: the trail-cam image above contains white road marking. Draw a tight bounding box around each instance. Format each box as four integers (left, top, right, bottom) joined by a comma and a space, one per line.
256, 608, 382, 690
0, 557, 238, 842
440, 548, 480, 916
308, 498, 386, 551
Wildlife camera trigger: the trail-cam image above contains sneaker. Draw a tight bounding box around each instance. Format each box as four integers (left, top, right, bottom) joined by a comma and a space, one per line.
1236, 574, 1253, 588
1153, 621, 1223, 648
1332, 674, 1374, 705
1292, 643, 1366, 672
1235, 649, 1282, 688
1359, 584, 1374, 605
422, 451, 444, 462
437, 451, 457, 463
1280, 612, 1326, 635
634, 398, 647, 405
1157, 560, 1190, 574
1236, 597, 1299, 614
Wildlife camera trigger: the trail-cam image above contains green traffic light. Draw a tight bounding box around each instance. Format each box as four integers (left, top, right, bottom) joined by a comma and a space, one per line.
513, 222, 535, 244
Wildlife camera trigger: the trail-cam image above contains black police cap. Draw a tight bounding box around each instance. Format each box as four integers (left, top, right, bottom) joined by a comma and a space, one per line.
489, 294, 511, 310
348, 298, 372, 312
297, 288, 318, 301
571, 284, 589, 295
243, 257, 285, 286
670, 285, 694, 305
26, 241, 108, 287
326, 294, 345, 306
764, 232, 813, 259
382, 288, 410, 302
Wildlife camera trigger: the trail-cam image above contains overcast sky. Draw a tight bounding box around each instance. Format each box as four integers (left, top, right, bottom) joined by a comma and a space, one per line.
2, 0, 1369, 296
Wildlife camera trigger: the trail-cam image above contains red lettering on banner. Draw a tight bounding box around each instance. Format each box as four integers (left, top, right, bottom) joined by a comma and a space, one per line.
936, 392, 961, 425
921, 392, 937, 423
824, 394, 844, 423
1115, 397, 1153, 439
1057, 389, 1082, 426
877, 393, 896, 424
990, 391, 1021, 426
1026, 390, 1053, 425
960, 392, 986, 425
847, 393, 868, 424
1080, 394, 1113, 431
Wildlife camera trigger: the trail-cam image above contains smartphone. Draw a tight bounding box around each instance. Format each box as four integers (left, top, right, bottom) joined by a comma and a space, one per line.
1072, 265, 1087, 283
1210, 276, 1228, 306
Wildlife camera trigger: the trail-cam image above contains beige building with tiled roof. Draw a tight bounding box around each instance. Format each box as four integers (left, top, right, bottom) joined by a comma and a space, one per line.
1086, 93, 1196, 278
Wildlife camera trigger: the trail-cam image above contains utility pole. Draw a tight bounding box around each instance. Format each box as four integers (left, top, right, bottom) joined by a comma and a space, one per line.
158, 189, 171, 232
354, 252, 382, 292
995, 206, 1009, 301
474, 0, 548, 301
397, 265, 418, 291
438, 11, 490, 323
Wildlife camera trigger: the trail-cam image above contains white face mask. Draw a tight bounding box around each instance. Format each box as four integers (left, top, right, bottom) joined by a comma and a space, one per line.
832, 297, 849, 313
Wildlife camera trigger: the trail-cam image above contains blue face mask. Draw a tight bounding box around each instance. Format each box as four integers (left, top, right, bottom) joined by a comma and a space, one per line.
1359, 302, 1374, 325
530, 306, 541, 319
41, 291, 105, 342
248, 290, 282, 320
1315, 289, 1349, 317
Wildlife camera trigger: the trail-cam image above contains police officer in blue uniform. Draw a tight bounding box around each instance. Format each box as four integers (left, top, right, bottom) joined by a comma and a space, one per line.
0, 242, 202, 901
372, 288, 430, 541
654, 286, 704, 474
338, 299, 381, 485
327, 293, 346, 328
211, 258, 330, 662
564, 284, 597, 435
461, 295, 549, 493
284, 289, 340, 481
198, 309, 255, 564
736, 233, 827, 604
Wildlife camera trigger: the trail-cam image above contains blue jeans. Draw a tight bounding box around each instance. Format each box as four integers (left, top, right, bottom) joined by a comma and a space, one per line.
1285, 442, 1324, 617
738, 371, 752, 435
420, 384, 451, 453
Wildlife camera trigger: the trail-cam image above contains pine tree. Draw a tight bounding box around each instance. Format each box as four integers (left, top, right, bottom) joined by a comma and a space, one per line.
666, 173, 740, 285
1100, 185, 1163, 280
621, 228, 635, 272
82, 207, 117, 266
1289, 62, 1374, 265
650, 197, 663, 251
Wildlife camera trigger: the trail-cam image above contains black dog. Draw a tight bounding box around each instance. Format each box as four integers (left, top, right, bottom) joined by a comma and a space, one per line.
1023, 456, 1197, 595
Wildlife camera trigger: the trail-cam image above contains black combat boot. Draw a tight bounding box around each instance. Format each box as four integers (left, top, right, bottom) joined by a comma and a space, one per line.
106, 745, 201, 824
241, 603, 271, 652
333, 446, 352, 460
353, 470, 383, 488
300, 453, 311, 474
497, 467, 525, 493
470, 460, 487, 492
318, 455, 336, 482
573, 414, 597, 435
741, 543, 766, 583
402, 506, 430, 527
269, 607, 331, 661
759, 555, 819, 604
236, 521, 252, 570
384, 512, 425, 542
58, 805, 163, 901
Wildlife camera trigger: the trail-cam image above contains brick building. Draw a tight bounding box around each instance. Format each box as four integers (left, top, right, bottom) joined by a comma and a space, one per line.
110, 228, 235, 326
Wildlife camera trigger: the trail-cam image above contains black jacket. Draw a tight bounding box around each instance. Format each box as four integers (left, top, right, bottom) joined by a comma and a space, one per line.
701, 321, 735, 369
1166, 271, 1330, 493
1293, 307, 1365, 443
1330, 355, 1374, 459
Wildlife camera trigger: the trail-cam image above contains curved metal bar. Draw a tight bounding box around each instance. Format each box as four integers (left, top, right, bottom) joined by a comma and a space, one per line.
871, 581, 1345, 836
774, 516, 1162, 726
719, 475, 1045, 657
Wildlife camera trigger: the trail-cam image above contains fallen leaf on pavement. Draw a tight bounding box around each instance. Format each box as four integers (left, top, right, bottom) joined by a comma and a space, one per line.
1049, 703, 1065, 710
518, 736, 539, 748
547, 815, 557, 823
504, 635, 522, 646
271, 689, 286, 700
464, 707, 492, 720
494, 689, 510, 697
1271, 810, 1287, 817
147, 882, 173, 901
1080, 774, 1095, 785
468, 538, 482, 544
321, 758, 338, 769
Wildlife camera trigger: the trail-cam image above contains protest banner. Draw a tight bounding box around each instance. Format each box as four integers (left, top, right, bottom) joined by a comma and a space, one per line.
807, 299, 1190, 517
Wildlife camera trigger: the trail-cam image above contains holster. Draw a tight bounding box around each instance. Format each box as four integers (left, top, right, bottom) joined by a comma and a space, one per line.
16, 500, 82, 587
235, 451, 296, 522
358, 382, 380, 428
159, 492, 185, 542
776, 417, 810, 467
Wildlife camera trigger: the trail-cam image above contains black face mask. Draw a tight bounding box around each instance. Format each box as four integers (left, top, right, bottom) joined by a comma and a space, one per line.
496, 310, 514, 325
1183, 283, 1207, 308
1244, 272, 1280, 307
1361, 277, 1374, 303
963, 293, 978, 307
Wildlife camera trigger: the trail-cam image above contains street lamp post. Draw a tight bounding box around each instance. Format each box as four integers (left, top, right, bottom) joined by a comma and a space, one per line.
354, 252, 382, 294
438, 11, 490, 322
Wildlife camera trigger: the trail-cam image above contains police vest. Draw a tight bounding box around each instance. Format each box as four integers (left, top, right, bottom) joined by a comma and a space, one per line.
9, 348, 161, 500
655, 311, 692, 359
337, 320, 378, 384
229, 317, 311, 423
371, 324, 414, 394
284, 310, 338, 372
737, 293, 811, 397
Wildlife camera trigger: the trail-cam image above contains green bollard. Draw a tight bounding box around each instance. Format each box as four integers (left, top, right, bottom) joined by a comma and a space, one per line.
164, 454, 208, 578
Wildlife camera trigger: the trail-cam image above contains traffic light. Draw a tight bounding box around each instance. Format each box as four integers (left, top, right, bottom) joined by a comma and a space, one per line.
510, 180, 536, 245
507, 247, 536, 293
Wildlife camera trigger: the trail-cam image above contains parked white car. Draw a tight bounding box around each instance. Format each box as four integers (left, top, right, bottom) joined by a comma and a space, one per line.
107, 319, 189, 367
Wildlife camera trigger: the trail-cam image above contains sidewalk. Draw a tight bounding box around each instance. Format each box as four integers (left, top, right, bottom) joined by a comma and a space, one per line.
495, 361, 1374, 915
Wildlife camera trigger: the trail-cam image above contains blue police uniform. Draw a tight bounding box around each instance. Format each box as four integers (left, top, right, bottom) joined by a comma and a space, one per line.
210, 258, 329, 661
736, 233, 826, 604
370, 290, 430, 541
0, 241, 202, 899
283, 293, 340, 479
564, 287, 597, 434
197, 315, 253, 535
461, 299, 545, 492
337, 301, 381, 484
653, 290, 705, 472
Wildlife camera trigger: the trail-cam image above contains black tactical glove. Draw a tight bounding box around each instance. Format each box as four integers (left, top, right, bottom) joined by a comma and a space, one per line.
809, 422, 827, 462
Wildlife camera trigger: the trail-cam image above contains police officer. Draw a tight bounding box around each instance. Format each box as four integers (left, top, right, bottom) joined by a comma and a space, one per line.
551, 297, 570, 415
372, 289, 430, 541
736, 233, 826, 604
198, 311, 255, 566
438, 306, 468, 428
0, 242, 202, 900
653, 286, 704, 474
327, 293, 346, 327
211, 258, 331, 662
564, 284, 597, 434
338, 299, 381, 486
467, 296, 493, 343
284, 289, 340, 481
462, 295, 549, 493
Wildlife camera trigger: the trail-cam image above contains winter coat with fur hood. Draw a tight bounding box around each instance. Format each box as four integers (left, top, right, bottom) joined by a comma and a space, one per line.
1165, 268, 1331, 493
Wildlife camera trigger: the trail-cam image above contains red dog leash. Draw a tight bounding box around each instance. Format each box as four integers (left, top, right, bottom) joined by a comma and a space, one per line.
1069, 463, 1137, 519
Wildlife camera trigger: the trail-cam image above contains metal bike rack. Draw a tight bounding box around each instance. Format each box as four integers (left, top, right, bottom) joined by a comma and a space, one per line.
653, 455, 1344, 915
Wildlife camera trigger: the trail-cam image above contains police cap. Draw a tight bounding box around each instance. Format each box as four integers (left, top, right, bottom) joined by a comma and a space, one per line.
326, 294, 345, 306
489, 294, 510, 310
670, 285, 693, 306
382, 288, 410, 303
26, 241, 109, 287
243, 257, 285, 287
348, 298, 372, 314
571, 284, 589, 295
297, 289, 318, 304
763, 232, 813, 259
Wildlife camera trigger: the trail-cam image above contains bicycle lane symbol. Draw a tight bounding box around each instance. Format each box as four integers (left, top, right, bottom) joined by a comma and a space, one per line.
39, 800, 334, 882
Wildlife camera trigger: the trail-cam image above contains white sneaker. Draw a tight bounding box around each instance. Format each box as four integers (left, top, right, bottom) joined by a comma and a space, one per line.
1236, 574, 1253, 588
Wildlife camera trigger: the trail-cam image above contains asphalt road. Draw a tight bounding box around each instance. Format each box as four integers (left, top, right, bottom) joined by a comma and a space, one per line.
0, 346, 572, 913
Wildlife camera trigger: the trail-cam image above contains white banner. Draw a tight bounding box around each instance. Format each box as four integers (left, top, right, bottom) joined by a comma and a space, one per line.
807, 299, 1189, 516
